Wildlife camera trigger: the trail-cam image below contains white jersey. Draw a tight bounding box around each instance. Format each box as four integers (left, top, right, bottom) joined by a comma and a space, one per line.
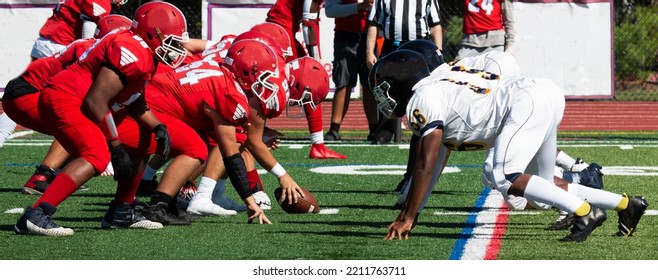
433, 51, 522, 78
407, 65, 533, 151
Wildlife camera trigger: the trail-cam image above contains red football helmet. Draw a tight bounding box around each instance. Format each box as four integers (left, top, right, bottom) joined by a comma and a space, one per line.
224, 39, 288, 105
287, 57, 329, 114
250, 23, 292, 59
94, 15, 132, 39
234, 30, 285, 59
131, 1, 189, 68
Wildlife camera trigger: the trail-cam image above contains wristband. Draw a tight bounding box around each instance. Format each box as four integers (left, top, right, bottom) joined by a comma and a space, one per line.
97, 111, 119, 142
269, 163, 287, 178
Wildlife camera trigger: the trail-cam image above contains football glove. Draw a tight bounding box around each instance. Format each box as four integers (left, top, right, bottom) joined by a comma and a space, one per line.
110, 144, 134, 181
153, 124, 171, 161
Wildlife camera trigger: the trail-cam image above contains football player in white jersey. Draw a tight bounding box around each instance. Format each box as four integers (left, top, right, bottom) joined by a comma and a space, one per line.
393, 40, 606, 230
371, 50, 648, 242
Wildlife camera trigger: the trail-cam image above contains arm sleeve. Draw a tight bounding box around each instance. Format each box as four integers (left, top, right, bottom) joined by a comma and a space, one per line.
325, 0, 358, 18
80, 0, 111, 23
502, 0, 516, 45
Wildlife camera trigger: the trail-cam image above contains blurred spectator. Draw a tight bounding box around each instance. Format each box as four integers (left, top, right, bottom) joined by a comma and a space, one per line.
457, 0, 515, 59
365, 0, 442, 144
324, 0, 378, 141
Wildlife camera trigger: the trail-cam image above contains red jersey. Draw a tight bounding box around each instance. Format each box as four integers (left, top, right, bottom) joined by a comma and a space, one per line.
146, 60, 249, 131
334, 0, 369, 33
22, 38, 95, 91
39, 0, 112, 45
266, 0, 323, 34
463, 0, 504, 34
46, 29, 155, 106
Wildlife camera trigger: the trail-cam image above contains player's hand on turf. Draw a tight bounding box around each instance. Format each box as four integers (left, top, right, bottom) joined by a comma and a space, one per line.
153, 124, 171, 161
279, 175, 304, 204
109, 144, 134, 181
247, 203, 272, 224
385, 218, 414, 240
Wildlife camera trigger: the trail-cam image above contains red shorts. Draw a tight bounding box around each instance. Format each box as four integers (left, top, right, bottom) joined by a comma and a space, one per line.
38, 86, 109, 174
2, 92, 50, 135
117, 113, 209, 163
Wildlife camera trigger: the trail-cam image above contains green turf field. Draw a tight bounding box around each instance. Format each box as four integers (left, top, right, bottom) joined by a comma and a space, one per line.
1, 132, 657, 260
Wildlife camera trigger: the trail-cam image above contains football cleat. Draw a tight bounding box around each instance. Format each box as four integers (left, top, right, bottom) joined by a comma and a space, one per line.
141, 202, 191, 226
252, 191, 272, 210
569, 158, 589, 172
560, 206, 606, 242
545, 211, 575, 231
615, 195, 649, 237
177, 181, 198, 210
101, 201, 163, 230
186, 195, 237, 216
14, 202, 74, 236
575, 163, 604, 189
324, 130, 341, 141
309, 143, 347, 159
22, 165, 55, 195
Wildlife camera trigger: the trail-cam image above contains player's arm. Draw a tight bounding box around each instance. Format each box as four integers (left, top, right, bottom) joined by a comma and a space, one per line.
302, 0, 321, 59
182, 38, 210, 54
385, 128, 442, 240
203, 102, 271, 224
502, 0, 516, 51
244, 97, 304, 205
83, 66, 136, 180
128, 97, 171, 161
365, 23, 379, 69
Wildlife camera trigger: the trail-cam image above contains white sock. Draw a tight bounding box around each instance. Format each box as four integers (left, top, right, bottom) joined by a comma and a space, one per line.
143, 165, 158, 180
567, 183, 623, 210
196, 176, 217, 197
522, 175, 584, 214
310, 131, 324, 144
0, 113, 17, 145
555, 150, 577, 171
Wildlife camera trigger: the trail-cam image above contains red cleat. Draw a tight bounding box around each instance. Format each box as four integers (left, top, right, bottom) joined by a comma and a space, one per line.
309, 143, 347, 159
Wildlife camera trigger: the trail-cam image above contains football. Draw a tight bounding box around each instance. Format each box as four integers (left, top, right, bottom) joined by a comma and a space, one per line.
274, 187, 320, 214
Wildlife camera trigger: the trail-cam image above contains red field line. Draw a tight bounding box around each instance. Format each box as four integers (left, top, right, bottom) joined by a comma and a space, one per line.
3, 101, 658, 132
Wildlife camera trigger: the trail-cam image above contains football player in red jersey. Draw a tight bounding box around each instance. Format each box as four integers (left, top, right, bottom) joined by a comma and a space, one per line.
138, 40, 277, 224
3, 15, 132, 195
0, 0, 129, 148
31, 0, 128, 60
13, 2, 188, 236
265, 0, 347, 160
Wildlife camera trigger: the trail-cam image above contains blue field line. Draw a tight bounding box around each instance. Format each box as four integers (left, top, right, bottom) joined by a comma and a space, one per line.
448, 187, 491, 260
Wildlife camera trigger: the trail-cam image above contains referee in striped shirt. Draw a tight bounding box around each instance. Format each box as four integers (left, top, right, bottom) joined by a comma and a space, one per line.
365, 0, 442, 144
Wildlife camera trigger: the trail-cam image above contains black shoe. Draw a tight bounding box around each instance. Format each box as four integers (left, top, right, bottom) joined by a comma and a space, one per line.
101, 201, 163, 229
615, 195, 648, 237
141, 202, 191, 226
546, 214, 575, 231
367, 133, 376, 142
324, 130, 341, 141
576, 163, 604, 189
14, 202, 74, 236
137, 176, 158, 197
372, 130, 392, 145
560, 206, 607, 242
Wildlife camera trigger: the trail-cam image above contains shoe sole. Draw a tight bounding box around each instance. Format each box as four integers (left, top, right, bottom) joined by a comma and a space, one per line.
101, 219, 163, 230
21, 188, 43, 195
24, 220, 74, 236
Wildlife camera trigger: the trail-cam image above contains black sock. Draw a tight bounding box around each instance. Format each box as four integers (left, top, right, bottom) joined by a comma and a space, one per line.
368, 124, 377, 135
330, 123, 340, 132
150, 191, 172, 206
